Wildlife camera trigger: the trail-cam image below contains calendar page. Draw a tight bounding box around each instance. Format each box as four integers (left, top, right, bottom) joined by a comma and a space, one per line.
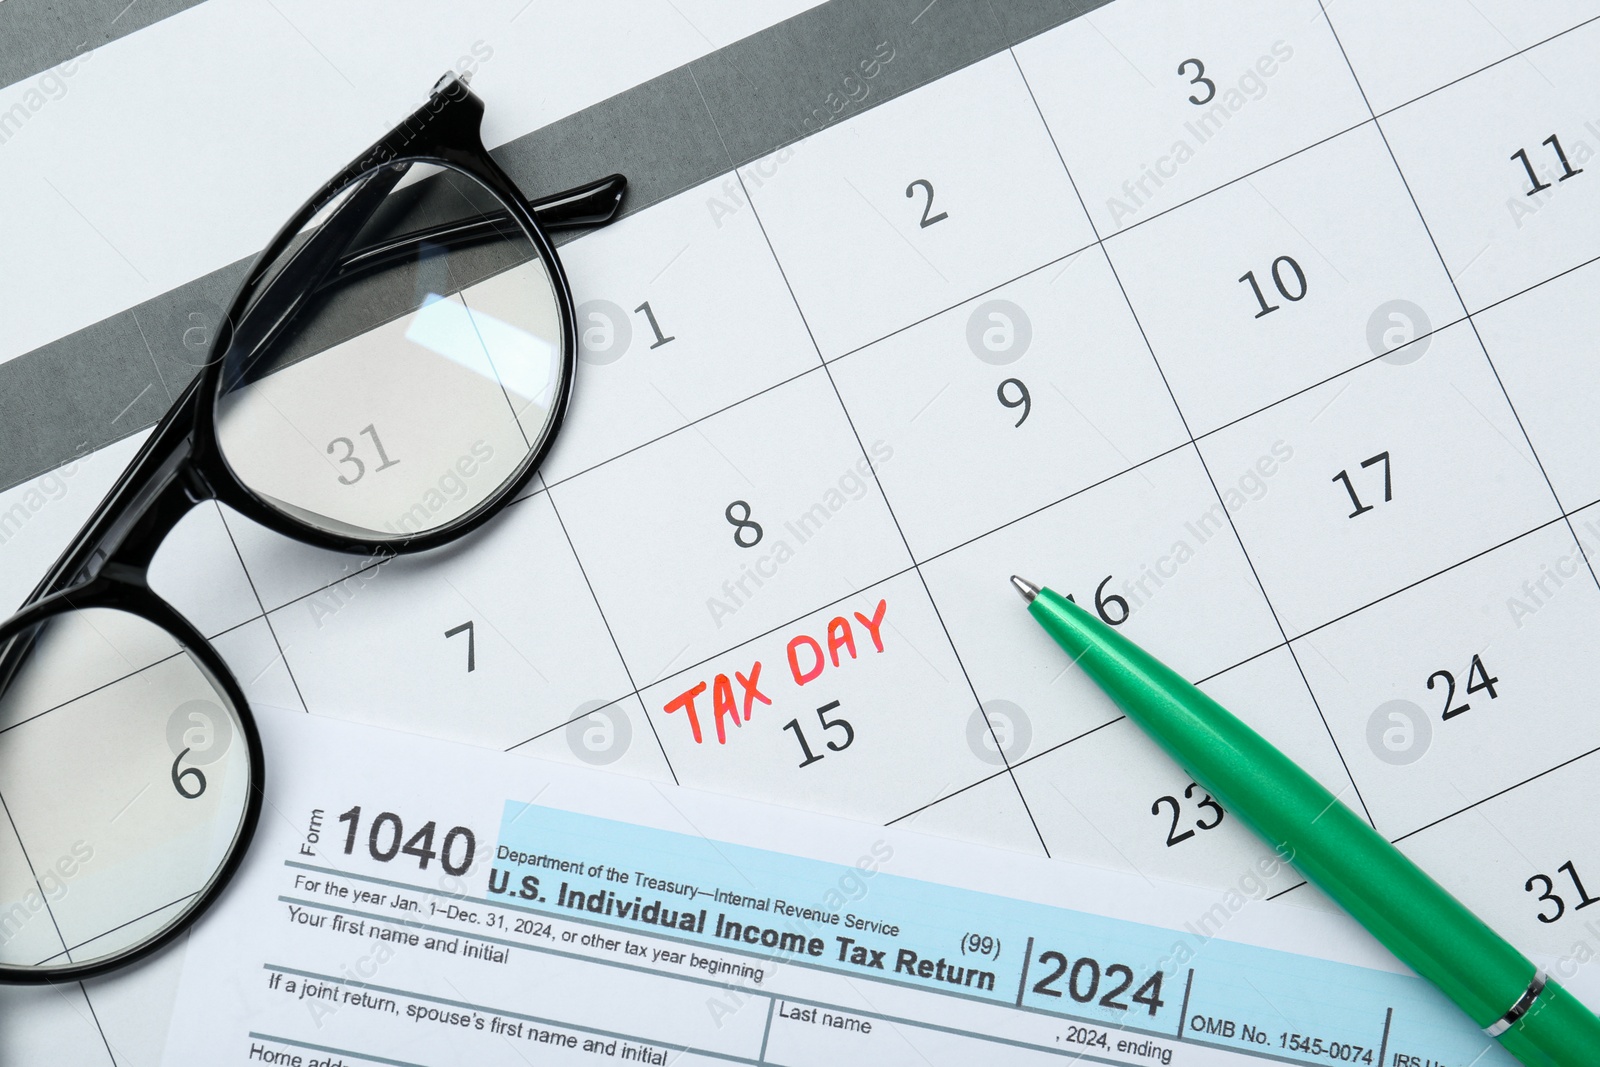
7, 0, 1600, 1062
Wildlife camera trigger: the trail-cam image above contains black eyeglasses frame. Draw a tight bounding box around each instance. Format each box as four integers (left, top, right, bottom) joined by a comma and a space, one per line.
0, 73, 625, 984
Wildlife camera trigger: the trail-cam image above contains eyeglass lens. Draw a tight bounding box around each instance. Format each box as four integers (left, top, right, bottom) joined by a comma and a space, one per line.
214, 162, 565, 541
0, 608, 249, 973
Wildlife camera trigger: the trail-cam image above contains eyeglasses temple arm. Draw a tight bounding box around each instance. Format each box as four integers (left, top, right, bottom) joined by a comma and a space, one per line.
529, 172, 627, 229
219, 164, 411, 393
326, 173, 627, 285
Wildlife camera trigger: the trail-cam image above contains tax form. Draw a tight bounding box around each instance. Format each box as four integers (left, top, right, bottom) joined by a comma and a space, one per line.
161, 709, 1537, 1067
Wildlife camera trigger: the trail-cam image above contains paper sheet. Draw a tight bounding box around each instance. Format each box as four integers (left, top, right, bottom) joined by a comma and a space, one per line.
160, 709, 1522, 1066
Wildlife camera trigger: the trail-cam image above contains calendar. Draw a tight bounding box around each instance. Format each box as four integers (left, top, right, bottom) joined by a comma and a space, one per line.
7, 0, 1600, 1062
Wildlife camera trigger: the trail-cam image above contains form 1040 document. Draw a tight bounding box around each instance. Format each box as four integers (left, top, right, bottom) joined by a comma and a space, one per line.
155, 709, 1582, 1067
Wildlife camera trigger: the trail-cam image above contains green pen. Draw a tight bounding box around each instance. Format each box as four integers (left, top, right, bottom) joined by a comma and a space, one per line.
1010, 576, 1600, 1067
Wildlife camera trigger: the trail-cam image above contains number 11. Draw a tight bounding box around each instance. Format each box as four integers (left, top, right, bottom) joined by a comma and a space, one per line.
1513, 133, 1584, 196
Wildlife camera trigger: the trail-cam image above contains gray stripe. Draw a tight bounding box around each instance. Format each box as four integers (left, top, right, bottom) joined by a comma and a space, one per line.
0, 0, 210, 89
0, 0, 1110, 495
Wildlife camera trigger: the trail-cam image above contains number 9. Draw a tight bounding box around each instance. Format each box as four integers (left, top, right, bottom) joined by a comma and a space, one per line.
997, 378, 1031, 427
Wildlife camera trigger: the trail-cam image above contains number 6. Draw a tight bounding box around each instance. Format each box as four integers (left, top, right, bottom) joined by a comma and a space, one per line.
171, 748, 207, 799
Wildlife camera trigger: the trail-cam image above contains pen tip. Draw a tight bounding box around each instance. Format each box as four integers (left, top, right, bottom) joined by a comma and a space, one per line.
1009, 575, 1039, 603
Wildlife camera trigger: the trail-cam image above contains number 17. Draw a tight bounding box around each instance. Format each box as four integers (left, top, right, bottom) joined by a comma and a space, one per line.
1332, 451, 1391, 518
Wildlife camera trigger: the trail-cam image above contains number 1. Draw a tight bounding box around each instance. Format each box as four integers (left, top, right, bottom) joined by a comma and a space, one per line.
633, 301, 675, 349
360, 424, 400, 471
1333, 451, 1391, 517
1559, 861, 1600, 911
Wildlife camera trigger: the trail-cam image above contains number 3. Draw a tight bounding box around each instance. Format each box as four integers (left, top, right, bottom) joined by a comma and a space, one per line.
1527, 874, 1565, 924
327, 437, 365, 485
1178, 58, 1215, 106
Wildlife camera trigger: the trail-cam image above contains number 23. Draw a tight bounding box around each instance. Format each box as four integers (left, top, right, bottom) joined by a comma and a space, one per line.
1152, 783, 1224, 846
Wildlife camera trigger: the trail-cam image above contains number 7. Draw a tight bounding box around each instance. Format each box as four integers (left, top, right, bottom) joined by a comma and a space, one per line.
1360, 451, 1391, 502
445, 620, 475, 672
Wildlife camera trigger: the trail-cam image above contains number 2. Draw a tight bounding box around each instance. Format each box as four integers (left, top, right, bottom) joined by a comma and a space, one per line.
906, 179, 947, 228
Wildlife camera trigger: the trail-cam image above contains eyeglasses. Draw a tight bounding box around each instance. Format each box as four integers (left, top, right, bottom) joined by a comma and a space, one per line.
0, 74, 626, 983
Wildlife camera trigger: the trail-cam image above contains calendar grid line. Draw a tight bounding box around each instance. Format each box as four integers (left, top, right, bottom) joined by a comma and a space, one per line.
1316, 3, 1600, 600
683, 60, 1055, 857
1156, 504, 1577, 692
1468, 244, 1600, 320
910, 441, 1195, 566
0, 648, 188, 741
1006, 47, 1381, 830
0, 789, 71, 966
74, 975, 120, 1067
1389, 741, 1600, 846
501, 693, 644, 755
218, 503, 309, 715
203, 612, 264, 644
886, 713, 1128, 827
828, 241, 1101, 363
537, 365, 823, 495
1041, 116, 1370, 254
537, 472, 681, 787
1285, 511, 1577, 645
1364, 13, 1600, 126
1192, 643, 1289, 689
1263, 880, 1308, 903
35, 893, 196, 969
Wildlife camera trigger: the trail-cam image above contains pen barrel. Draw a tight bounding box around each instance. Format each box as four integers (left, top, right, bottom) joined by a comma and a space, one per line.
1028, 589, 1600, 1060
